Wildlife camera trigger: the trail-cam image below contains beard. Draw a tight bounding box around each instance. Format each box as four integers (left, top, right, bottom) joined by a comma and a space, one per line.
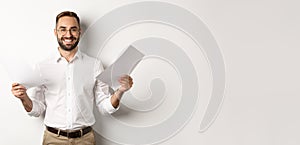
57, 36, 80, 51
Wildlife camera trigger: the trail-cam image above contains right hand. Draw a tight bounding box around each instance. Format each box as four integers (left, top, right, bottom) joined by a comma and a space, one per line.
11, 83, 29, 100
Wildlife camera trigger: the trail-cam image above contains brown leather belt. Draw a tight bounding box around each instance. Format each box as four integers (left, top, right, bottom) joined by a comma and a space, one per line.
46, 126, 92, 138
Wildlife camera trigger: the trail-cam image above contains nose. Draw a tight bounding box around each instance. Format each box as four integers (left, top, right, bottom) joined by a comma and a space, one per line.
64, 29, 73, 37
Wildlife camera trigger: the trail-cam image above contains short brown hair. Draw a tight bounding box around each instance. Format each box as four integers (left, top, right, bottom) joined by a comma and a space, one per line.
56, 11, 80, 27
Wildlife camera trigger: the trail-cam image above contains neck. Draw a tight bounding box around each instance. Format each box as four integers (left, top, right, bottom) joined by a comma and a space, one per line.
58, 47, 78, 62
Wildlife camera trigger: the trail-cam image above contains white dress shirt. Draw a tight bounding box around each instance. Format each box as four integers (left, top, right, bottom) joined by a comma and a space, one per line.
27, 49, 118, 130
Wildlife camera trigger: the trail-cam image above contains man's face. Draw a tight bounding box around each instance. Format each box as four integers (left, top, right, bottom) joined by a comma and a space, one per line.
55, 16, 81, 51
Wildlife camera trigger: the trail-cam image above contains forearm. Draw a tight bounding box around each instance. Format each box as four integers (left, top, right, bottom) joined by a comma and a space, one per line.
20, 96, 33, 112
110, 89, 124, 108
110, 75, 133, 108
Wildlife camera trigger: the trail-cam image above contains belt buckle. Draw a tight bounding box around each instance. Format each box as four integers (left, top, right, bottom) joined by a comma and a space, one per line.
67, 129, 83, 138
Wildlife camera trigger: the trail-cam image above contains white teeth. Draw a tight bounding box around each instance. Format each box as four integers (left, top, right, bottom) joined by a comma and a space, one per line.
64, 39, 72, 42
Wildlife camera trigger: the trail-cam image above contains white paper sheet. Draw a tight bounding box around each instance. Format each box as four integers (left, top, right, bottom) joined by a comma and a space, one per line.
96, 45, 144, 89
0, 56, 44, 88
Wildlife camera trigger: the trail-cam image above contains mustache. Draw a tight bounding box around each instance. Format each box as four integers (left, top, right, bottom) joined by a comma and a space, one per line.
61, 36, 76, 40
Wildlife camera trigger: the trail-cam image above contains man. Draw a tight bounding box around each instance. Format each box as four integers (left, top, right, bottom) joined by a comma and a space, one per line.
11, 11, 133, 145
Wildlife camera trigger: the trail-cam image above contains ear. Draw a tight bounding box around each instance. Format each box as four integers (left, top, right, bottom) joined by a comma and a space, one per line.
79, 28, 82, 35
54, 28, 57, 36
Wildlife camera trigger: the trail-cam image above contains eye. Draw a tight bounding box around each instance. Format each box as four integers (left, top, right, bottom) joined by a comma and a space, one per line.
59, 28, 67, 33
71, 28, 78, 33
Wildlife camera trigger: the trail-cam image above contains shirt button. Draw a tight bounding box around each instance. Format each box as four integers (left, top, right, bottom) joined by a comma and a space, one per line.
68, 77, 70, 80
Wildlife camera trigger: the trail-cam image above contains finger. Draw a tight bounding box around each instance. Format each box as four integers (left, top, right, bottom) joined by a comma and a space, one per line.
119, 81, 133, 88
119, 76, 132, 82
12, 83, 19, 87
13, 89, 21, 94
120, 79, 133, 85
12, 85, 23, 89
12, 86, 26, 91
119, 79, 131, 85
129, 81, 133, 87
12, 91, 21, 96
20, 91, 26, 96
118, 78, 129, 84
13, 85, 26, 89
11, 88, 19, 92
15, 89, 26, 96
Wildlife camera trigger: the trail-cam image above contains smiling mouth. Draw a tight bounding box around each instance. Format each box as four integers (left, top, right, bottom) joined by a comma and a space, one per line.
62, 38, 75, 45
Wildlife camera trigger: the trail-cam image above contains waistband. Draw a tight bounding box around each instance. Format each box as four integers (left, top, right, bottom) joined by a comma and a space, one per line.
46, 126, 92, 138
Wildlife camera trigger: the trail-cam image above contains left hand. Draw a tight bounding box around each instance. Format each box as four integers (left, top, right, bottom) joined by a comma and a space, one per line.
118, 75, 133, 93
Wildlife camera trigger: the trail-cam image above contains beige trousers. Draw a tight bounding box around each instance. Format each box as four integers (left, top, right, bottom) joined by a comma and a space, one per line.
42, 129, 95, 145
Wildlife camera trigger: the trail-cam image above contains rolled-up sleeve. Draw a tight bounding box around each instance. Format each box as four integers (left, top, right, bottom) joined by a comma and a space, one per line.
93, 59, 119, 115
27, 86, 46, 117
94, 80, 119, 115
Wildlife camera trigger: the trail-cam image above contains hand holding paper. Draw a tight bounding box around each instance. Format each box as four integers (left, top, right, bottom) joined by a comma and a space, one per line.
96, 45, 144, 89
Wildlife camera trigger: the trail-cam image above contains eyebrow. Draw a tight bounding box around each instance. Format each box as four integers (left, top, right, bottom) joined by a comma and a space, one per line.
70, 26, 79, 29
58, 26, 79, 29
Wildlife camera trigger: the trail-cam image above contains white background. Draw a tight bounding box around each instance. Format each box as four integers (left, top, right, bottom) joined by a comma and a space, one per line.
0, 0, 299, 145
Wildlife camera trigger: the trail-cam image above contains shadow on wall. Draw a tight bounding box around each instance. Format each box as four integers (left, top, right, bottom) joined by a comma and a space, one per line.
79, 21, 93, 54
94, 131, 114, 145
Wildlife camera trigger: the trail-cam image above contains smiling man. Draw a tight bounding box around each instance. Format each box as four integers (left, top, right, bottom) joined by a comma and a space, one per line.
56, 13, 80, 52
11, 11, 133, 145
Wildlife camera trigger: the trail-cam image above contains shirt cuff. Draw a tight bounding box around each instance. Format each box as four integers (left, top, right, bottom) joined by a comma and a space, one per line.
27, 100, 40, 117
104, 95, 120, 114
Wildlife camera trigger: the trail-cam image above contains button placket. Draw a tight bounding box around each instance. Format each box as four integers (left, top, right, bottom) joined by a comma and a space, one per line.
66, 63, 73, 129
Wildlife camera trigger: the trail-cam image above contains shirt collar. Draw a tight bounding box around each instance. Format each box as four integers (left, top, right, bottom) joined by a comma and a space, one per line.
54, 48, 83, 63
